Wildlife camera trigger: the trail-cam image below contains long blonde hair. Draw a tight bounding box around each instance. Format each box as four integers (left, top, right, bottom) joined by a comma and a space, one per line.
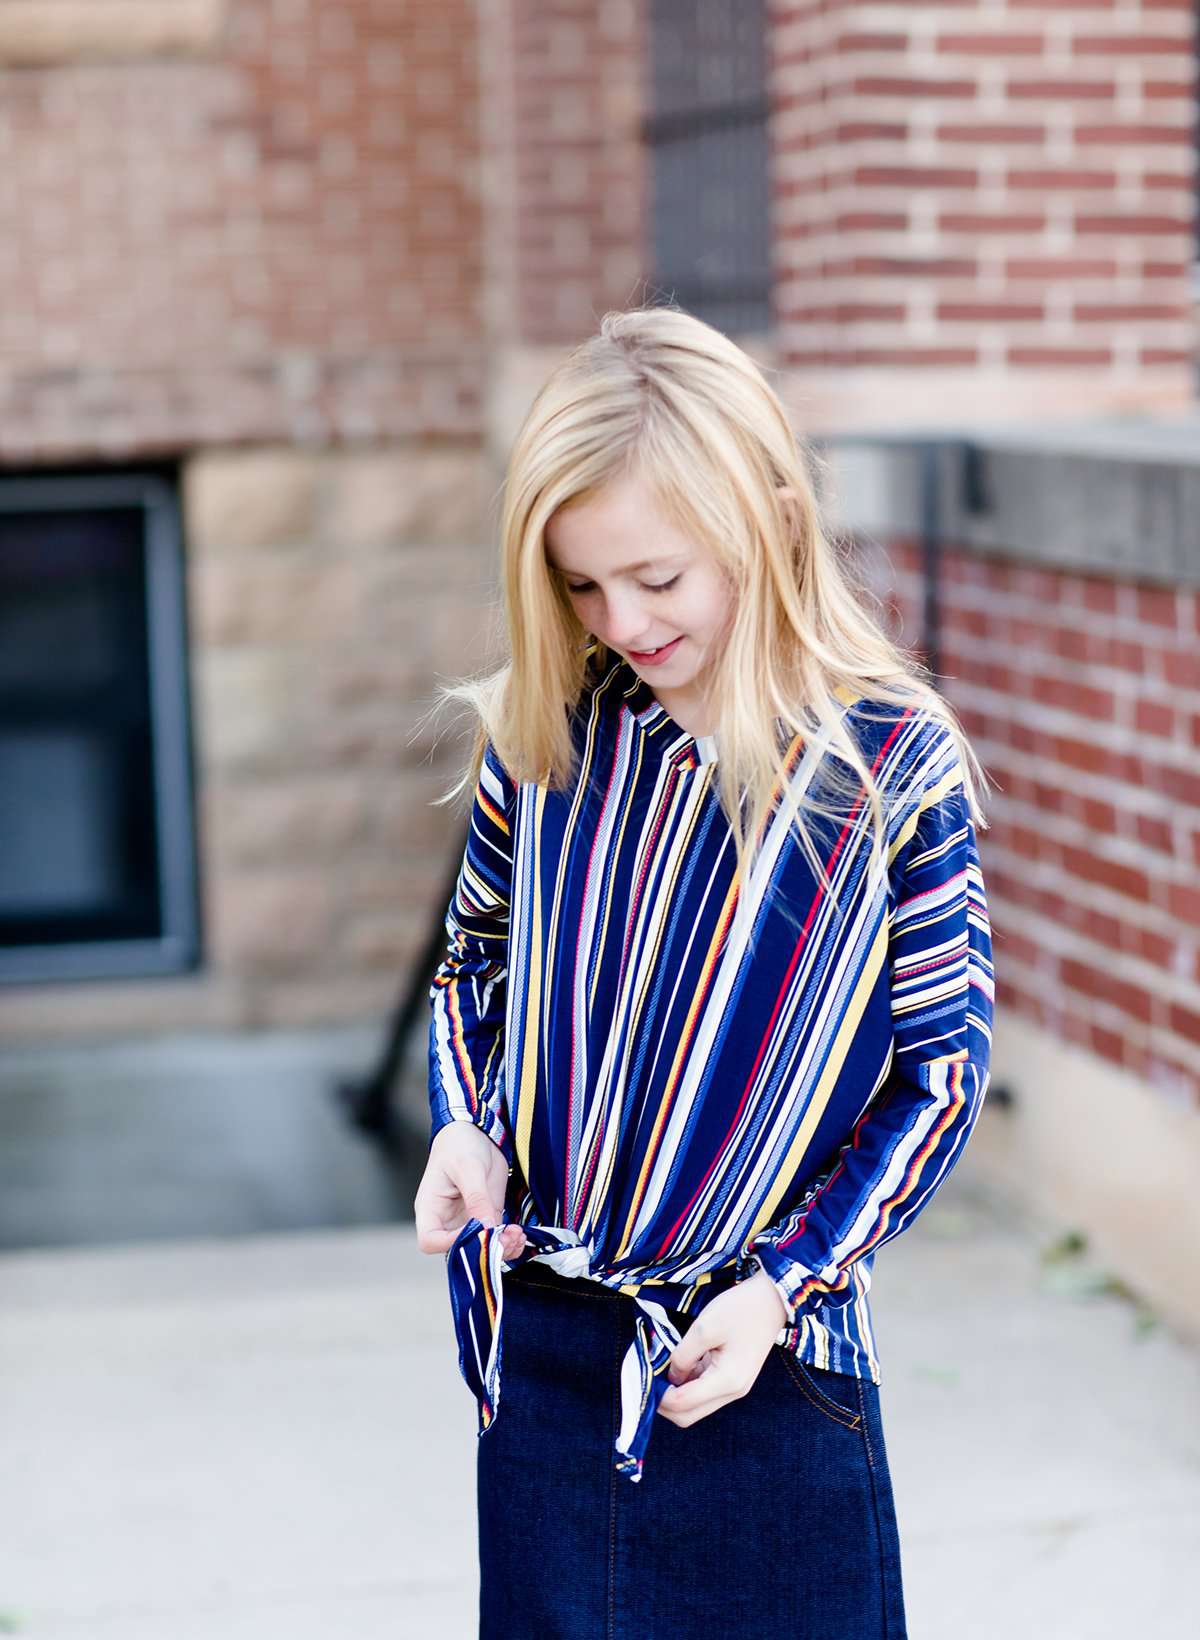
426, 304, 990, 905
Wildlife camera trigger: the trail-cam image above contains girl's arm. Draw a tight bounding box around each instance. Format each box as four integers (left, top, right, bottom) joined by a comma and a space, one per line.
743, 723, 995, 1328
427, 739, 518, 1165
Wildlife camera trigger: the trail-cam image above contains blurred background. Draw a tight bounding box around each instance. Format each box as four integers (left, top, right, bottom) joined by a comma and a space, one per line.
0, 2, 1198, 1635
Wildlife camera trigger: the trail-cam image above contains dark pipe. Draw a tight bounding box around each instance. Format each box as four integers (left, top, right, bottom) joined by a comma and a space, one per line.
336, 826, 468, 1151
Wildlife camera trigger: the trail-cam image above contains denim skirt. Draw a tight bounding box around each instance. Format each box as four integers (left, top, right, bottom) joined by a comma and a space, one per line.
476, 1258, 908, 1640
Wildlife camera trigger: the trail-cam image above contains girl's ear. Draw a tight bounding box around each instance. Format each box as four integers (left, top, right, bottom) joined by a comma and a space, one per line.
776, 485, 800, 503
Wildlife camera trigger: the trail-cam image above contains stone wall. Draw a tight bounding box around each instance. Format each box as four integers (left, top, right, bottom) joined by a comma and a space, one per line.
0, 442, 497, 1040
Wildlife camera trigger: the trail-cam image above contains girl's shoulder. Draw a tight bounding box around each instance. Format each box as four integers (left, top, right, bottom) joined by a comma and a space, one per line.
835, 691, 962, 802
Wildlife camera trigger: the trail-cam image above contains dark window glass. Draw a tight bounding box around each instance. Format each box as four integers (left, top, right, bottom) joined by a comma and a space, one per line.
0, 473, 198, 983
646, 0, 771, 334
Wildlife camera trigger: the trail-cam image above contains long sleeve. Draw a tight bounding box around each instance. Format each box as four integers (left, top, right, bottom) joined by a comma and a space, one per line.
743, 718, 995, 1326
427, 738, 518, 1164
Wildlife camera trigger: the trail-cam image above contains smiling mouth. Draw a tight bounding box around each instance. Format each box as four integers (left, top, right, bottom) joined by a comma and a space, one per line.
629, 637, 683, 662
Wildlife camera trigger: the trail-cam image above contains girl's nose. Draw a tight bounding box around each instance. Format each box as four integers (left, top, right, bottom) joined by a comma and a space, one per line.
601, 590, 651, 648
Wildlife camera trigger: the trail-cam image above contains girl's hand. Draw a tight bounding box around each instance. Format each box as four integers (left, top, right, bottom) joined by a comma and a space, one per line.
656, 1269, 788, 1428
414, 1123, 527, 1261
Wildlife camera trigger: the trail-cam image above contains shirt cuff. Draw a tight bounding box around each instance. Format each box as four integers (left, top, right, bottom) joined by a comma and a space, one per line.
428, 1103, 512, 1163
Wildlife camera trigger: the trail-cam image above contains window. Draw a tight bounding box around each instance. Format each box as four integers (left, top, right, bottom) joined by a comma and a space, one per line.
644, 0, 772, 335
0, 469, 200, 983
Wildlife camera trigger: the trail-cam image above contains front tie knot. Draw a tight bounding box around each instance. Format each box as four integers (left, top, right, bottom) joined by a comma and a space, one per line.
445, 1216, 684, 1484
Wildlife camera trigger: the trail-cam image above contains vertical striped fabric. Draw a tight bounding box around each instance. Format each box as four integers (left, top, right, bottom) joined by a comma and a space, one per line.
428, 646, 994, 1481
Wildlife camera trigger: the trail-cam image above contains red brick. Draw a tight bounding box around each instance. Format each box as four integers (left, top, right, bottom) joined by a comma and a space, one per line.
1007, 78, 1116, 99
1129, 926, 1176, 967
1163, 882, 1200, 925
1075, 209, 1193, 236
1076, 798, 1119, 836
936, 34, 1045, 55
1079, 578, 1120, 616
1030, 779, 1069, 815
1032, 676, 1116, 720
1144, 78, 1196, 100
848, 347, 981, 365
834, 32, 908, 52
1142, 258, 1191, 276
831, 210, 910, 231
1135, 700, 1175, 739
1162, 648, 1200, 691
853, 165, 978, 188
1060, 958, 1154, 1025
1169, 1005, 1200, 1049
1134, 586, 1183, 630
851, 76, 977, 98
1073, 35, 1189, 56
939, 213, 1046, 234
1152, 763, 1200, 808
832, 125, 909, 144
1075, 130, 1194, 153
1136, 813, 1175, 854
1060, 845, 1150, 904
1076, 302, 1188, 323
1006, 257, 1119, 280
1081, 905, 1124, 946
1008, 168, 1115, 191
936, 122, 1045, 144
1007, 346, 1115, 366
1090, 1023, 1127, 1064
1141, 348, 1195, 366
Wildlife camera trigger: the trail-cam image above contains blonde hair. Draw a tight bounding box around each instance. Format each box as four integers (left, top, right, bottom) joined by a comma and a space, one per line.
427, 304, 990, 909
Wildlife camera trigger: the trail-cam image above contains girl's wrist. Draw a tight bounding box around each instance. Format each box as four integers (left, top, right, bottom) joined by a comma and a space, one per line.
746, 1264, 790, 1331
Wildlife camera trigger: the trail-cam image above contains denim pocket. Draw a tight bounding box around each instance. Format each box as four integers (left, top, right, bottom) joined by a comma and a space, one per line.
775, 1349, 865, 1431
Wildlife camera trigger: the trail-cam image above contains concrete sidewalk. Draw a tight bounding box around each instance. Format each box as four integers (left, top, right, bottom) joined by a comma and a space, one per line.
2, 1161, 1197, 1639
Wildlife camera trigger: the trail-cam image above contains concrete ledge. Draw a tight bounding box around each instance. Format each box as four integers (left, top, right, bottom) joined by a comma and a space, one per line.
817, 417, 1200, 588
972, 1010, 1200, 1352
0, 0, 228, 65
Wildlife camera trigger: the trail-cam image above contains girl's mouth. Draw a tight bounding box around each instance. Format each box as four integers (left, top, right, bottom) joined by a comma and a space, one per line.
628, 636, 683, 666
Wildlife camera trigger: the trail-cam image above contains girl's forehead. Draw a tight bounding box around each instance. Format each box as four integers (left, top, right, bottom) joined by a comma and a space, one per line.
544, 479, 694, 572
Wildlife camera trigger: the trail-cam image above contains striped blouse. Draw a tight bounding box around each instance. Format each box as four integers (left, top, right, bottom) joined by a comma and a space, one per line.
428, 645, 994, 1483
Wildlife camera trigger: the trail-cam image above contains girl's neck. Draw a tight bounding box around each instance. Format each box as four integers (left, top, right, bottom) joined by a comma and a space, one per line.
651, 685, 716, 740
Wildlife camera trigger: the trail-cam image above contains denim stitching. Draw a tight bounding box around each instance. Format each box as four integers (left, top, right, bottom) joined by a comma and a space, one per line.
607, 1298, 621, 1640
777, 1348, 864, 1432
858, 1388, 908, 1636
511, 1265, 624, 1306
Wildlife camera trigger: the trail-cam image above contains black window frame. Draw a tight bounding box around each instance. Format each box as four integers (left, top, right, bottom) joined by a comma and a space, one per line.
0, 468, 200, 985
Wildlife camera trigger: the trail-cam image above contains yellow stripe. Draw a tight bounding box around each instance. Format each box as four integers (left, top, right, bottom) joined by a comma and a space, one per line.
513, 787, 545, 1185
887, 768, 961, 866
445, 978, 478, 1106
476, 790, 510, 836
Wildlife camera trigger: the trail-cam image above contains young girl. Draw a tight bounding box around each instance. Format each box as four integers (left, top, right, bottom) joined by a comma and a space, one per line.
415, 305, 993, 1639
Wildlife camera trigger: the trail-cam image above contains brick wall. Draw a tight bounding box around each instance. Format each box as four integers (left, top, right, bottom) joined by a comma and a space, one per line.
0, 0, 650, 1041
878, 539, 1200, 1102
0, 0, 485, 460
769, 0, 1198, 429
507, 0, 648, 344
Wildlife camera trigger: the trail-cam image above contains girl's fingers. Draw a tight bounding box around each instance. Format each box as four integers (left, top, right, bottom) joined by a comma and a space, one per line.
659, 1360, 726, 1417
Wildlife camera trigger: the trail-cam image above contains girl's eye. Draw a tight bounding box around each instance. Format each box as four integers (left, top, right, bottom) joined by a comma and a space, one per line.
565, 575, 680, 595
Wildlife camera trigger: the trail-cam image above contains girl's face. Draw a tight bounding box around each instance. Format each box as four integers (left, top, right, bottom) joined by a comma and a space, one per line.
544, 470, 735, 705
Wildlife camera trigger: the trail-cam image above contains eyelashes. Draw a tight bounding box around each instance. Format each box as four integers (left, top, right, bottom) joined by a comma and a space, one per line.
566, 574, 681, 596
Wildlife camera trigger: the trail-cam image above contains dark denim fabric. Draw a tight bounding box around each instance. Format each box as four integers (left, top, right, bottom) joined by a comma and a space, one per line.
477, 1259, 908, 1639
